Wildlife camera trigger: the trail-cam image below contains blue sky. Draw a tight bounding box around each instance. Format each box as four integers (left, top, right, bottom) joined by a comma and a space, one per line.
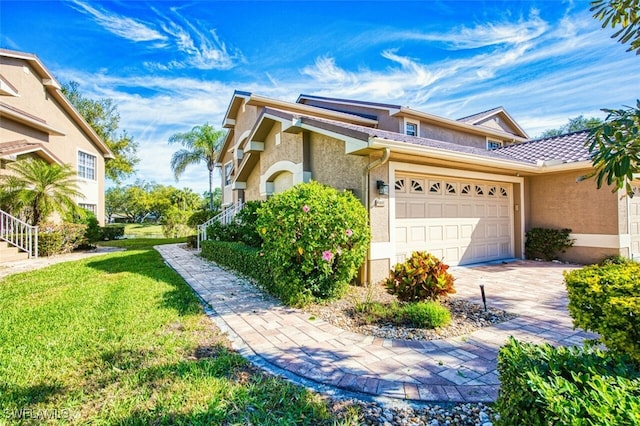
2, 1, 638, 194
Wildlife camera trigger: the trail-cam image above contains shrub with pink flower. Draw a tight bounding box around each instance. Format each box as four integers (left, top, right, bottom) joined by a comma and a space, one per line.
322, 250, 334, 262
256, 181, 370, 306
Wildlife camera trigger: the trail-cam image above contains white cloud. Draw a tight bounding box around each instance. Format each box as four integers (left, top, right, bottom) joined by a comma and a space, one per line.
67, 1, 243, 71
68, 0, 166, 42
362, 10, 548, 50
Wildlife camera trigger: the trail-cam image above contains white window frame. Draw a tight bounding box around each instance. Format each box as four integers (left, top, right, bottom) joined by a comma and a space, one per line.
487, 139, 503, 150
224, 161, 233, 186
77, 150, 96, 181
404, 119, 420, 137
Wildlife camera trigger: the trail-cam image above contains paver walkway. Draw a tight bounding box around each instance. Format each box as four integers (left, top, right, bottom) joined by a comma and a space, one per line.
156, 244, 597, 403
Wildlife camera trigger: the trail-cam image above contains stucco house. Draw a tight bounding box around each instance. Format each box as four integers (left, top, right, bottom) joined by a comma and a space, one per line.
218, 90, 634, 284
0, 49, 113, 224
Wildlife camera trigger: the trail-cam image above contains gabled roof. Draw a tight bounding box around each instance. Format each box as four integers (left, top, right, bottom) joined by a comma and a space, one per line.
457, 106, 505, 123
297, 93, 528, 142
297, 94, 402, 110
495, 130, 591, 165
0, 49, 114, 159
0, 140, 64, 164
457, 106, 529, 139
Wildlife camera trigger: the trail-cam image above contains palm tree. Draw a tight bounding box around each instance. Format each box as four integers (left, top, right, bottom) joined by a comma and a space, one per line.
168, 123, 226, 211
0, 158, 83, 225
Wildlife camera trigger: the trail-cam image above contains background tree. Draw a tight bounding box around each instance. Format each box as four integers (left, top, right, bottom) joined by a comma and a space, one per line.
539, 115, 603, 138
586, 101, 640, 196
0, 158, 83, 226
586, 0, 640, 196
591, 0, 640, 54
168, 124, 226, 211
62, 81, 139, 182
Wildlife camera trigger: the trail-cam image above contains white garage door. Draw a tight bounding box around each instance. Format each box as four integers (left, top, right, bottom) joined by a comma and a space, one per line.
395, 174, 514, 265
629, 186, 640, 259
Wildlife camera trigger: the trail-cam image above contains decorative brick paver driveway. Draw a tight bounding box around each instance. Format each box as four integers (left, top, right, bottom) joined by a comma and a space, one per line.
157, 244, 597, 403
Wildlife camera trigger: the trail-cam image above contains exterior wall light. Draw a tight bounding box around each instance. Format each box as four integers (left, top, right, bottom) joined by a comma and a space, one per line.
377, 180, 389, 195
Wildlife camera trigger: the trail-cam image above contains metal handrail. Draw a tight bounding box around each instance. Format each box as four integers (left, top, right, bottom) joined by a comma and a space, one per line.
196, 201, 244, 249
0, 209, 38, 258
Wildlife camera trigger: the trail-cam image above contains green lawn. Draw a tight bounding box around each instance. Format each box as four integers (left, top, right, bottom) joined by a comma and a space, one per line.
0, 239, 358, 425
121, 223, 165, 238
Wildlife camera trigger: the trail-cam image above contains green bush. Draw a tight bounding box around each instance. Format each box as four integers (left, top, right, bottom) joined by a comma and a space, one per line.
100, 225, 125, 240
234, 201, 264, 247
525, 227, 574, 260
206, 220, 239, 242
565, 263, 640, 363
354, 301, 451, 329
200, 240, 271, 287
204, 201, 264, 248
496, 337, 640, 426
256, 181, 370, 306
385, 251, 455, 302
37, 222, 87, 256
600, 254, 635, 265
404, 301, 451, 328
161, 206, 193, 238
187, 208, 219, 227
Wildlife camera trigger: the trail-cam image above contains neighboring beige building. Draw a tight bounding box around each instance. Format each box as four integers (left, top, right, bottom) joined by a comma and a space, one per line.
0, 49, 113, 224
218, 91, 632, 284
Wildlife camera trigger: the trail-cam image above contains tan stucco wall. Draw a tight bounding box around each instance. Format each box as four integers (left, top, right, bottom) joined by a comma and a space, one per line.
1, 56, 107, 224
1, 119, 49, 142
560, 246, 620, 265
526, 170, 621, 264
260, 124, 303, 177
308, 133, 367, 198
244, 165, 263, 201
526, 171, 618, 234
420, 124, 487, 149
369, 258, 390, 285
368, 159, 390, 243
513, 182, 523, 259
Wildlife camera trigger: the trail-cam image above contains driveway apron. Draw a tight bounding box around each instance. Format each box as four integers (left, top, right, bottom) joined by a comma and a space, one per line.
156, 244, 597, 403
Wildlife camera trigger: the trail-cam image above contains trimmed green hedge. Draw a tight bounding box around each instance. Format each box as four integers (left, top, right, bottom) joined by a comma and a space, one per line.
496, 338, 640, 426
565, 263, 640, 363
200, 240, 271, 289
38, 222, 87, 256
100, 225, 125, 240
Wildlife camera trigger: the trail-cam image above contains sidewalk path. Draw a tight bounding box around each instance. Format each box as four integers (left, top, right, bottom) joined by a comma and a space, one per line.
156, 244, 597, 403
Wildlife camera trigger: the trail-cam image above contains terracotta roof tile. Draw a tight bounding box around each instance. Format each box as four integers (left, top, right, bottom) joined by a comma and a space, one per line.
495, 130, 592, 164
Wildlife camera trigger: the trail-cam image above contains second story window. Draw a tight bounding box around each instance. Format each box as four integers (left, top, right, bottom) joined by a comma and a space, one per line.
487, 140, 503, 150
405, 122, 418, 137
224, 162, 232, 186
78, 151, 96, 180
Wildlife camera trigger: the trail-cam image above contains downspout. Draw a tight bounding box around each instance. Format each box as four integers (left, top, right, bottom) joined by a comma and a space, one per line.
363, 147, 391, 285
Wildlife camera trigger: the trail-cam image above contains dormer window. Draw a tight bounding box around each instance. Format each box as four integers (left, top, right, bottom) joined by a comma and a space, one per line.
405, 120, 419, 137
487, 140, 503, 150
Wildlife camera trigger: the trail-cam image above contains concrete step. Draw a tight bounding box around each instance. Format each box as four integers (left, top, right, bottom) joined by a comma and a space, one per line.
0, 244, 30, 264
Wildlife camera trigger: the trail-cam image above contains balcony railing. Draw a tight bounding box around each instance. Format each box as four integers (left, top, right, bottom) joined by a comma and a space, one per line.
0, 209, 38, 258
196, 201, 244, 249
